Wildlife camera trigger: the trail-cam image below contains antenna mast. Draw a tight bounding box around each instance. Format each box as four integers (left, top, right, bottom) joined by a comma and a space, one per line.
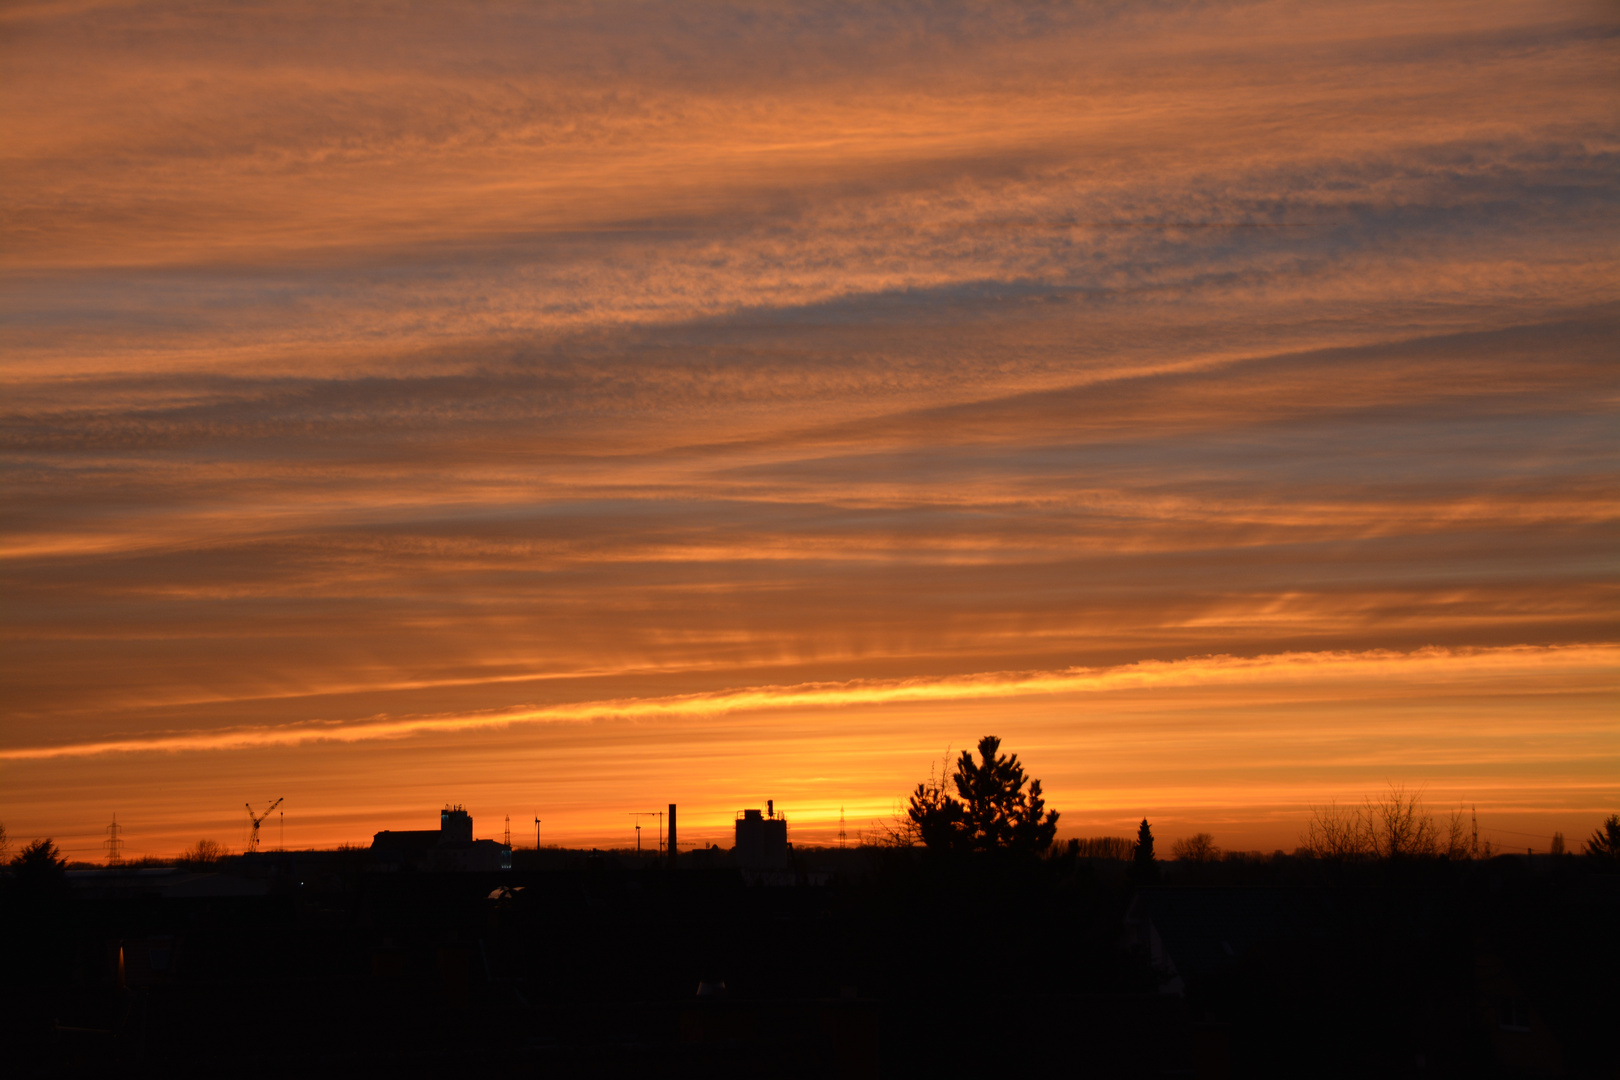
839, 806, 847, 849
504, 814, 511, 848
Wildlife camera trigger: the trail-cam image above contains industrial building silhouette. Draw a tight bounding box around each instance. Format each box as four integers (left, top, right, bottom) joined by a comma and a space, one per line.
370, 804, 512, 872
735, 800, 790, 870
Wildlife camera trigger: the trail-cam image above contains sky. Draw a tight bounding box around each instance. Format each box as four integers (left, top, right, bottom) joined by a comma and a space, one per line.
2, 0, 1616, 860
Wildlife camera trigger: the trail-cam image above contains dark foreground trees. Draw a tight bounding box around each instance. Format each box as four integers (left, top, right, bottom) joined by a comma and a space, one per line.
1586, 814, 1620, 862
906, 736, 1059, 854
9, 838, 66, 885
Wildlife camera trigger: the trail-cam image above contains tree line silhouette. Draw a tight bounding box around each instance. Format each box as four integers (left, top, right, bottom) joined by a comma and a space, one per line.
880, 736, 1618, 868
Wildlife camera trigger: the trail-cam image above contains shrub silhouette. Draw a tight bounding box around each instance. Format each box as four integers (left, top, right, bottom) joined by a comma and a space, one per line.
12, 837, 65, 876
8, 837, 69, 905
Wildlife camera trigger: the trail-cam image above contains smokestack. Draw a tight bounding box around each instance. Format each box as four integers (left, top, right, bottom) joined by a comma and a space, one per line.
668, 803, 677, 867
768, 799, 774, 819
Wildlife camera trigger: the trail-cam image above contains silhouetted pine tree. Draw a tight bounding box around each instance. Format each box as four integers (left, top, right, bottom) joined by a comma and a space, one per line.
1131, 818, 1159, 883
1586, 814, 1620, 862
905, 735, 1059, 854
906, 769, 967, 851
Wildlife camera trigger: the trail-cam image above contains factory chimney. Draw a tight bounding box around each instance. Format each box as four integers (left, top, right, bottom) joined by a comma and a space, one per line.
668, 803, 677, 867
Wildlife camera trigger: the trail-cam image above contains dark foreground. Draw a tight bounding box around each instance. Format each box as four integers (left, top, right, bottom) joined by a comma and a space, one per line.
4, 848, 1615, 1078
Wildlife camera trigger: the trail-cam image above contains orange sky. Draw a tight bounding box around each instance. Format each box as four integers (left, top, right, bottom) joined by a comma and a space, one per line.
2, 0, 1616, 860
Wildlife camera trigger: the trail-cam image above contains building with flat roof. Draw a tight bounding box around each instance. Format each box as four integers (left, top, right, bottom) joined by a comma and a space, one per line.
735, 800, 790, 870
371, 804, 509, 872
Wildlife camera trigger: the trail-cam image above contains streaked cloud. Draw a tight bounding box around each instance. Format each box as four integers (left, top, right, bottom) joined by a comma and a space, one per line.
4, 642, 1613, 761
2, 0, 1616, 856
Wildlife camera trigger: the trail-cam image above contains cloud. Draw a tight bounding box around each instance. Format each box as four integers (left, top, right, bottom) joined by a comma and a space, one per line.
5, 642, 1612, 761
2, 0, 1616, 852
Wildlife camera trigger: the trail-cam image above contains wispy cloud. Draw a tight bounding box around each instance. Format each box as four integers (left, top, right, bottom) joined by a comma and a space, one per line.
2, 0, 1616, 854
5, 643, 1612, 761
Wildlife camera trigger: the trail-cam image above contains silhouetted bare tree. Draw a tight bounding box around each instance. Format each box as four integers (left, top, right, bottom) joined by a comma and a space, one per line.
1368, 785, 1437, 859
181, 839, 228, 867
1171, 833, 1220, 862
1303, 801, 1363, 859
1302, 786, 1471, 860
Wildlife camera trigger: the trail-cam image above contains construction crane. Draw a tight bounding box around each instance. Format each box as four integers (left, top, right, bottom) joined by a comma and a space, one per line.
246, 797, 283, 852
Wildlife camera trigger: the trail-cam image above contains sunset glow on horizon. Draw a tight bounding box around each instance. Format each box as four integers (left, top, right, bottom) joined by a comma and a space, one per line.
3, 0, 1616, 861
